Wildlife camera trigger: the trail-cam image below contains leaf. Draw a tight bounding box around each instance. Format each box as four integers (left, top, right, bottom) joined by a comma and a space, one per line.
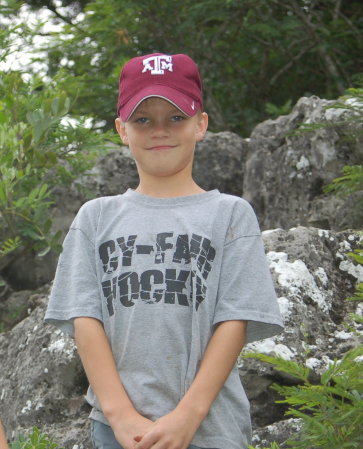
21, 227, 44, 241
51, 97, 60, 115
0, 110, 7, 124
26, 110, 42, 125
23, 131, 33, 151
33, 117, 51, 143
38, 246, 51, 257
42, 218, 52, 234
38, 183, 50, 200
51, 230, 63, 244
13, 197, 28, 209
243, 352, 310, 382
0, 237, 22, 256
28, 187, 40, 203
0, 183, 6, 204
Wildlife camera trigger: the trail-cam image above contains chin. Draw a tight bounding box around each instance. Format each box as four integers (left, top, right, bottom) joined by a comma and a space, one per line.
143, 163, 192, 178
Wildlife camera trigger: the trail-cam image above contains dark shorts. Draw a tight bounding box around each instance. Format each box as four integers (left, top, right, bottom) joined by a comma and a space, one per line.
91, 420, 220, 449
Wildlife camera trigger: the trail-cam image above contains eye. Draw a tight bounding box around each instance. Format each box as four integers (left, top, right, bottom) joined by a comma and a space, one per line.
134, 117, 150, 125
171, 115, 186, 122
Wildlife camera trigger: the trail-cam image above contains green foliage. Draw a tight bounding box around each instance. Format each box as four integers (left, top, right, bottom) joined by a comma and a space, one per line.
324, 166, 363, 197
296, 86, 363, 136
248, 442, 281, 449
322, 87, 363, 205
0, 70, 113, 261
323, 164, 363, 228
346, 243, 363, 304
293, 86, 363, 228
0, 237, 21, 256
246, 346, 363, 449
265, 100, 293, 119
8, 0, 363, 135
10, 427, 62, 449
326, 87, 363, 129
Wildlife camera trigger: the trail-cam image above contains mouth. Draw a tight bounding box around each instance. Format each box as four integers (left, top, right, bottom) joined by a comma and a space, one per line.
146, 145, 177, 151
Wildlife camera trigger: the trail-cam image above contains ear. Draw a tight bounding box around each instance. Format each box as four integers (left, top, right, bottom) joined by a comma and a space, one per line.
115, 117, 129, 145
195, 112, 208, 142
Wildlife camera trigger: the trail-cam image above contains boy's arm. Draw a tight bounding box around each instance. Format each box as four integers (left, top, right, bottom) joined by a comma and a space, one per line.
74, 317, 153, 449
134, 319, 247, 449
0, 420, 9, 449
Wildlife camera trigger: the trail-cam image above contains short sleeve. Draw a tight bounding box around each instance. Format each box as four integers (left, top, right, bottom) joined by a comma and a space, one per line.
213, 200, 283, 343
44, 204, 102, 337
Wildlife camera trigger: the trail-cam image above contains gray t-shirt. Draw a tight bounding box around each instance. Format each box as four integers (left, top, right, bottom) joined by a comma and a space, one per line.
45, 189, 283, 449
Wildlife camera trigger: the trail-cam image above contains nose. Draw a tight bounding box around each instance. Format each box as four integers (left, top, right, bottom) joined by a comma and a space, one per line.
151, 120, 170, 137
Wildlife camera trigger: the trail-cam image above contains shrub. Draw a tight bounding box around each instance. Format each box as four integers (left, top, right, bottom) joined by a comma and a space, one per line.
247, 345, 363, 449
10, 427, 61, 449
0, 71, 115, 266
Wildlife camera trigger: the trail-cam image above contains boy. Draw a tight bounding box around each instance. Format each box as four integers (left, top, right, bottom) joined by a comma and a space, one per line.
45, 53, 283, 449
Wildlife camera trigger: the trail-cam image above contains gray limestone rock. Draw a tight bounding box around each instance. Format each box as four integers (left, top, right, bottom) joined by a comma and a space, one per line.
3, 95, 361, 291
193, 131, 248, 196
243, 96, 363, 231
0, 290, 91, 448
240, 227, 362, 437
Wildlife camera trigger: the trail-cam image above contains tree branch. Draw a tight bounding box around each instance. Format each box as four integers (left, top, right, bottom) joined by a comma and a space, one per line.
333, 0, 342, 21
337, 10, 363, 44
275, 0, 346, 93
270, 43, 316, 86
44, 3, 84, 33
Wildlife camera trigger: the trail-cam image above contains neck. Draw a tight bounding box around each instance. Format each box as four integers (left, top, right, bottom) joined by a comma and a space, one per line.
135, 173, 205, 198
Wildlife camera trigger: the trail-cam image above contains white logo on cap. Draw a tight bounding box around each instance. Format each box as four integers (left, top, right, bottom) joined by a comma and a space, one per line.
142, 55, 173, 75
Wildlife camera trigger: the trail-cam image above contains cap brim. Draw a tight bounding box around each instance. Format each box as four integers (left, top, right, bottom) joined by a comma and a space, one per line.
119, 85, 200, 121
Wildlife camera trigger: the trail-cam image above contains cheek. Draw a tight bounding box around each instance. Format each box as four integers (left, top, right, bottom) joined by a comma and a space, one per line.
122, 128, 140, 147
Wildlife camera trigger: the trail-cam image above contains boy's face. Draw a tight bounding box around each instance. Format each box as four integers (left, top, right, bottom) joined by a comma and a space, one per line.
115, 97, 208, 180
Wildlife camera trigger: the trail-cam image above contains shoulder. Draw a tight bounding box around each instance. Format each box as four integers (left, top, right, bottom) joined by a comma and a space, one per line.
217, 192, 258, 223
76, 194, 124, 217
71, 194, 124, 233
217, 192, 254, 211
216, 193, 261, 240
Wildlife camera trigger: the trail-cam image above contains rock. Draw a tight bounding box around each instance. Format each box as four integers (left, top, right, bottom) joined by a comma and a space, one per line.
193, 131, 248, 196
3, 95, 361, 291
251, 418, 302, 448
0, 289, 32, 332
243, 96, 363, 231
0, 289, 91, 448
0, 227, 361, 448
239, 226, 362, 444
0, 251, 57, 291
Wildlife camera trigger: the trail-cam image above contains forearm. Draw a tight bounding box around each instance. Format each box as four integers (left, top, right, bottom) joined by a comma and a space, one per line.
178, 320, 247, 421
74, 317, 136, 426
0, 420, 8, 449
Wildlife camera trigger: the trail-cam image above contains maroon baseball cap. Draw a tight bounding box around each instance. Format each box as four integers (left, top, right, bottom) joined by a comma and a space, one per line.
117, 53, 203, 121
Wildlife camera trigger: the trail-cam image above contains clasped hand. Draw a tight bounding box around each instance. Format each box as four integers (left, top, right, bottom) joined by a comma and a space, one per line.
132, 408, 199, 449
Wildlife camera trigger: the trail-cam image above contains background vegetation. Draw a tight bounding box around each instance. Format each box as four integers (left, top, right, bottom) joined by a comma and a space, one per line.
2, 0, 363, 136
247, 345, 363, 449
1, 0, 361, 264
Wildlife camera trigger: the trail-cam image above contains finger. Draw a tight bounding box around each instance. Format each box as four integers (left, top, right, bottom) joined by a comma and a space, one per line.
134, 431, 159, 449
